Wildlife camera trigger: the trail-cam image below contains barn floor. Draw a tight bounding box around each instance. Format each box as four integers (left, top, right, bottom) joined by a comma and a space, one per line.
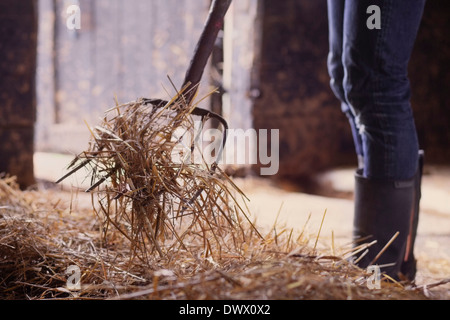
33, 152, 450, 297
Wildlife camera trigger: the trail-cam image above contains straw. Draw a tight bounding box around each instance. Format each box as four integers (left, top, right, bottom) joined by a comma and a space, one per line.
1, 176, 447, 300
55, 93, 259, 262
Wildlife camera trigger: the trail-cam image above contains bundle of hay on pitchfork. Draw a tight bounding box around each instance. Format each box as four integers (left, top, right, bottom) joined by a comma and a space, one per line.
57, 0, 262, 262
57, 90, 259, 262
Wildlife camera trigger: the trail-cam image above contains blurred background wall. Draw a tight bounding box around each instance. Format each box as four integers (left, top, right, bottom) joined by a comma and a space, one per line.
31, 0, 450, 181
251, 0, 450, 178
0, 0, 37, 188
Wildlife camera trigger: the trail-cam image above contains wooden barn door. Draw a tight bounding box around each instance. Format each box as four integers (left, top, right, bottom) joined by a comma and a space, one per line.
36, 0, 210, 154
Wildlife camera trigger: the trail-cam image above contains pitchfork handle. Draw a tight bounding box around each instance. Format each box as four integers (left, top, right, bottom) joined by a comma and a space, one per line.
182, 0, 232, 105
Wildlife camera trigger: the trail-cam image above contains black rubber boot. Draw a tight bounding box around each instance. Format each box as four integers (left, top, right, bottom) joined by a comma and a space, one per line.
353, 152, 423, 281
400, 151, 424, 281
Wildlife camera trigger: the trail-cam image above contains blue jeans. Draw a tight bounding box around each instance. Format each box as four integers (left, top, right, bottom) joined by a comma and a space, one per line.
327, 0, 426, 180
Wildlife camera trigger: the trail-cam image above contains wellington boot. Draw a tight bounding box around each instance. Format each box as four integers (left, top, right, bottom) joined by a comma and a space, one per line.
353, 152, 423, 281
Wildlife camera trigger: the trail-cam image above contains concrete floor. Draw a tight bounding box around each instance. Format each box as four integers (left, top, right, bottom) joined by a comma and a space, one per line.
34, 152, 450, 291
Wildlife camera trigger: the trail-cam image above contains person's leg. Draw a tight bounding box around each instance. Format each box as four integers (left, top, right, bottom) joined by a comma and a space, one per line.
342, 0, 426, 280
327, 0, 364, 168
327, 0, 346, 103
342, 0, 425, 181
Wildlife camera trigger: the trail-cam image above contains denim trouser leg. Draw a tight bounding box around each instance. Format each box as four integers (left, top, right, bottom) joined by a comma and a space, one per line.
327, 0, 426, 180
327, 0, 364, 168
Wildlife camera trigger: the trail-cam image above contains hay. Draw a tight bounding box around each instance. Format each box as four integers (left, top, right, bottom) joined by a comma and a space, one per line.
56, 92, 258, 263
1, 176, 448, 300
0, 176, 148, 299
1, 93, 448, 300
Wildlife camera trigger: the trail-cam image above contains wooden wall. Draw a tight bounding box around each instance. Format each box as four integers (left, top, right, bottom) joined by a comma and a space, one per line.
409, 0, 450, 164
37, 0, 210, 154
0, 0, 38, 188
252, 0, 355, 178
251, 0, 450, 178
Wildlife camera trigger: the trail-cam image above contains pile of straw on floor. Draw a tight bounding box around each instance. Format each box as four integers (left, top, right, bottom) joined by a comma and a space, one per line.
3, 173, 446, 300
1, 93, 447, 300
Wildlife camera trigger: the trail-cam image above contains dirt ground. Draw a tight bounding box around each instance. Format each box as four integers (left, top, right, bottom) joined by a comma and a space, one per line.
34, 152, 450, 296
235, 166, 450, 294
